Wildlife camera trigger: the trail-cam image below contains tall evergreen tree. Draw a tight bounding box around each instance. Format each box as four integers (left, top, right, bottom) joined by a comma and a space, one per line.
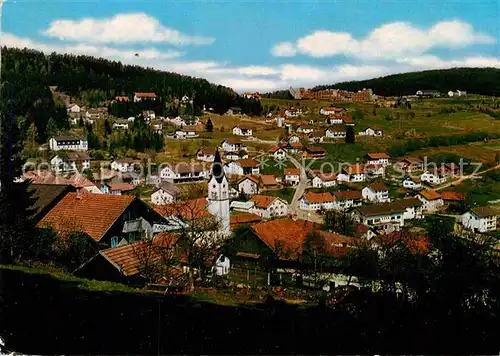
205, 117, 214, 132
0, 82, 36, 262
345, 126, 355, 144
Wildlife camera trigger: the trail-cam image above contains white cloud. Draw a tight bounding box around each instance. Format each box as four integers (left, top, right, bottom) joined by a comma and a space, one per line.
272, 19, 495, 59
43, 13, 215, 46
397, 55, 500, 69
271, 42, 297, 57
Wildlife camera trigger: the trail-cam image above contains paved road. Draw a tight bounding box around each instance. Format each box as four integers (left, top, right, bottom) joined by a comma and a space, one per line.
435, 163, 500, 191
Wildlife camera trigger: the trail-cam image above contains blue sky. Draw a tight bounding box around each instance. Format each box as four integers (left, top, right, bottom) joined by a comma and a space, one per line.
2, 0, 499, 92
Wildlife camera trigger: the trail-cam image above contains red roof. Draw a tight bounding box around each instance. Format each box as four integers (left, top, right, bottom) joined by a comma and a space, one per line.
366, 152, 391, 160
154, 198, 211, 221
259, 175, 278, 186
440, 191, 466, 201
322, 107, 346, 112
238, 159, 260, 168
37, 193, 136, 241
108, 182, 135, 192
333, 190, 362, 200
302, 192, 335, 204
419, 189, 442, 201
316, 172, 337, 181
268, 145, 286, 154
230, 213, 262, 227
251, 195, 280, 209
284, 168, 300, 176
376, 231, 430, 254
238, 175, 260, 185
134, 92, 156, 98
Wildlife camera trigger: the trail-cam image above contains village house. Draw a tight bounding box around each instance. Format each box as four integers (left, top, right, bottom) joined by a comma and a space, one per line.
133, 92, 157, 102
395, 157, 424, 173
230, 200, 255, 213
25, 171, 101, 194
221, 138, 247, 152
160, 163, 208, 183
284, 167, 300, 186
354, 203, 406, 234
312, 172, 337, 188
461, 206, 497, 233
237, 176, 260, 196
342, 116, 355, 126
365, 153, 391, 166
440, 191, 466, 206
362, 182, 390, 203
170, 126, 200, 139
337, 165, 366, 182
100, 182, 135, 195
394, 198, 424, 220
196, 147, 217, 162
50, 152, 91, 173
111, 159, 141, 173
66, 104, 81, 114
224, 159, 260, 176
150, 120, 163, 133
320, 106, 347, 116
284, 107, 302, 118
287, 134, 301, 144
250, 195, 289, 219
28, 183, 78, 223
304, 145, 326, 159
358, 127, 383, 136
325, 126, 347, 139
332, 190, 363, 210
325, 115, 344, 125
226, 107, 242, 116
150, 182, 181, 205
113, 96, 129, 103
417, 190, 444, 212
232, 125, 253, 137
259, 175, 280, 190
308, 130, 325, 143
402, 176, 422, 190
230, 213, 262, 230
296, 124, 314, 134
299, 192, 335, 211
168, 115, 200, 127
112, 119, 130, 130
224, 150, 248, 161
37, 193, 169, 248
268, 145, 288, 160
287, 142, 304, 154
49, 136, 88, 151
420, 171, 447, 185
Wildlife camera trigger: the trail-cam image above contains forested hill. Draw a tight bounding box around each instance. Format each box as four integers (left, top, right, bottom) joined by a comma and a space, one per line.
1, 46, 261, 116
312, 68, 500, 96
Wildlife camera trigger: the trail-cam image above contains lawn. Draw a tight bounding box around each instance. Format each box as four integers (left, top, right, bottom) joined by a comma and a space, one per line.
262, 187, 296, 203
413, 143, 499, 165
259, 156, 295, 175
445, 175, 500, 206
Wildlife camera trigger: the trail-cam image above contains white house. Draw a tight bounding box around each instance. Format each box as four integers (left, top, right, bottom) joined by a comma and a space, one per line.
142, 110, 156, 121
268, 146, 288, 160
196, 147, 217, 162
287, 134, 301, 144
224, 159, 260, 176
230, 200, 255, 213
168, 115, 200, 127
50, 152, 91, 173
250, 195, 289, 219
362, 182, 390, 203
232, 125, 253, 137
284, 168, 300, 185
160, 163, 208, 183
461, 206, 497, 233
133, 92, 157, 102
395, 157, 424, 173
113, 120, 129, 130
358, 127, 383, 136
332, 191, 363, 210
420, 171, 446, 185
355, 203, 406, 234
320, 107, 347, 116
337, 165, 366, 183
395, 198, 424, 221
403, 177, 422, 190
49, 136, 88, 151
226, 107, 242, 116
417, 190, 444, 212
100, 182, 135, 195
299, 192, 335, 211
224, 150, 248, 161
221, 138, 247, 152
365, 153, 391, 166
150, 182, 181, 205
325, 126, 346, 138
111, 159, 140, 173
237, 176, 260, 196
312, 172, 337, 188
285, 108, 302, 118
67, 104, 81, 113
296, 125, 314, 134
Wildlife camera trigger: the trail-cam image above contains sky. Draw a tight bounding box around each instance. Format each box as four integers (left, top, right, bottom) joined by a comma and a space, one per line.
1, 0, 499, 92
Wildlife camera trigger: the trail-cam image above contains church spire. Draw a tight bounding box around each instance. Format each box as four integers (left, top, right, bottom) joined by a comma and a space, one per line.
211, 148, 225, 183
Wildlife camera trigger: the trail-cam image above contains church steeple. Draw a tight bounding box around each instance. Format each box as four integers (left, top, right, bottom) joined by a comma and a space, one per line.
211, 148, 225, 183
207, 148, 230, 235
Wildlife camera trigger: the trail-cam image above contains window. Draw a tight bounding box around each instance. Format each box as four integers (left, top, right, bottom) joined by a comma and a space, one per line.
111, 237, 119, 247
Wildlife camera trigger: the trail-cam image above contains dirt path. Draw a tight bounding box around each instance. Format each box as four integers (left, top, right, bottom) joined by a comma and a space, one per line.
436, 163, 500, 191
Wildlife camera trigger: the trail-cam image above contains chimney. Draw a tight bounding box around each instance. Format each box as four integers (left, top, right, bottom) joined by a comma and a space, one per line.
76, 189, 83, 200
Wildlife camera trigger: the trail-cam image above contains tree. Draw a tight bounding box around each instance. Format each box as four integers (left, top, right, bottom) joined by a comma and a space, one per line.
301, 231, 332, 288
104, 118, 112, 136
45, 117, 59, 138
0, 83, 37, 262
345, 126, 355, 144
205, 117, 214, 132
54, 231, 98, 272
323, 210, 356, 236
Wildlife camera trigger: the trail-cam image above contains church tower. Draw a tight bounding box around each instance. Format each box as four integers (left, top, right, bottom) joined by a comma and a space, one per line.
207, 148, 231, 235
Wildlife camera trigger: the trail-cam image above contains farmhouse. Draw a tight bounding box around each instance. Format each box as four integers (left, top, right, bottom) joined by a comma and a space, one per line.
133, 92, 157, 102
268, 145, 288, 159
49, 136, 88, 151
320, 107, 347, 116
358, 127, 383, 136
237, 176, 260, 196
440, 191, 466, 205
420, 171, 447, 185
150, 182, 181, 205
250, 195, 289, 219
232, 125, 253, 136
225, 159, 260, 176
461, 206, 497, 233
100, 182, 135, 195
284, 168, 300, 186
50, 152, 91, 173
160, 163, 208, 183
395, 157, 424, 173
299, 192, 335, 211
196, 147, 217, 162
365, 153, 391, 166
304, 145, 326, 159
337, 165, 366, 182
230, 213, 262, 229
325, 126, 346, 138
28, 183, 78, 222
224, 150, 248, 161
362, 182, 390, 203
221, 138, 247, 152
354, 203, 406, 234
307, 130, 325, 143
417, 190, 444, 212
332, 190, 363, 210
259, 175, 280, 190
402, 176, 422, 190
312, 172, 337, 188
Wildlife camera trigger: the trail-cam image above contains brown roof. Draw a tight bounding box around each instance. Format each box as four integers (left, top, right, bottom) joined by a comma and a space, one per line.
315, 172, 337, 182
238, 159, 260, 168
471, 206, 497, 218
399, 157, 423, 164
342, 115, 354, 124
66, 152, 91, 161
440, 191, 466, 201
259, 175, 278, 186
305, 145, 325, 153
224, 137, 243, 144
28, 184, 77, 220
366, 152, 391, 160
392, 198, 423, 209
301, 192, 335, 204
108, 182, 135, 192
419, 189, 442, 201
268, 145, 286, 154
333, 190, 362, 200
251, 195, 280, 209
197, 147, 217, 156
375, 231, 430, 254
342, 164, 365, 175
251, 219, 321, 260
356, 201, 407, 217
26, 171, 97, 189
284, 168, 300, 176
230, 213, 262, 227
327, 125, 346, 133
289, 142, 304, 149
322, 106, 346, 112
367, 182, 389, 191
100, 242, 153, 276
172, 163, 205, 174
234, 125, 252, 130
37, 193, 136, 241
154, 198, 211, 221
134, 92, 156, 98
238, 175, 260, 185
